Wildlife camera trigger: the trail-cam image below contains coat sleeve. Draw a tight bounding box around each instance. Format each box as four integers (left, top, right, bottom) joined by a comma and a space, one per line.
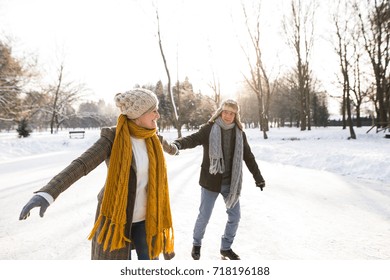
173, 123, 211, 150
242, 132, 264, 184
36, 127, 115, 200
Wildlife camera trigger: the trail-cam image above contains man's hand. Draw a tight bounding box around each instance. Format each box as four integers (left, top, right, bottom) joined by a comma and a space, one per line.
171, 143, 180, 155
256, 181, 266, 191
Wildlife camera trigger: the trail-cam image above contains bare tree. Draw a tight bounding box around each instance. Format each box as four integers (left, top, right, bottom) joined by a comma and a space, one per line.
350, 42, 366, 128
155, 9, 182, 138
354, 0, 390, 128
208, 68, 221, 107
333, 1, 356, 139
46, 62, 87, 134
283, 0, 316, 131
240, 1, 273, 139
206, 42, 221, 106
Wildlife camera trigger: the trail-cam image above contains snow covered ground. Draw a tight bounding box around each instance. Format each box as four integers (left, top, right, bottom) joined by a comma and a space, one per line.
0, 126, 389, 278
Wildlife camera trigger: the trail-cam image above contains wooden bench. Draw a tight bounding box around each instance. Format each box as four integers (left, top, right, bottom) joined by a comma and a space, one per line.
69, 130, 85, 139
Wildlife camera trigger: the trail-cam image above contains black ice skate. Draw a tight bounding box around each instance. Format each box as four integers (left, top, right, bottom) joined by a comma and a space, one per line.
220, 249, 240, 260
191, 245, 201, 260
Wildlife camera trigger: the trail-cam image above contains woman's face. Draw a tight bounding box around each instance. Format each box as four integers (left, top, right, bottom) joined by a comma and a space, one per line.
221, 108, 236, 125
134, 107, 160, 129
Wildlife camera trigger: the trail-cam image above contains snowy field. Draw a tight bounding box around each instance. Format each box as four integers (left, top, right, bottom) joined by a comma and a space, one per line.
0, 126, 389, 279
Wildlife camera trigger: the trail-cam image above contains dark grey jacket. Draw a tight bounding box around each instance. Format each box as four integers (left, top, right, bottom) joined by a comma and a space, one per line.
174, 122, 264, 193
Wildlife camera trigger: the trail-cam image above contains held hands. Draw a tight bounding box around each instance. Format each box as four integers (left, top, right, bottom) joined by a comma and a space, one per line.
19, 195, 50, 220
171, 142, 180, 155
256, 180, 266, 191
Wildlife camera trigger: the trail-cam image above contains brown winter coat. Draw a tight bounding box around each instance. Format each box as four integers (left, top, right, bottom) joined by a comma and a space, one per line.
174, 122, 264, 192
37, 127, 177, 260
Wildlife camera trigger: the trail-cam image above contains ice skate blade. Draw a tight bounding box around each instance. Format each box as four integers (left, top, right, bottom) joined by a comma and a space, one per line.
221, 255, 240, 260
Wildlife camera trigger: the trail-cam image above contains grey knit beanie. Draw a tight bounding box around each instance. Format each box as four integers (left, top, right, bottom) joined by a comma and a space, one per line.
209, 99, 243, 130
114, 88, 159, 119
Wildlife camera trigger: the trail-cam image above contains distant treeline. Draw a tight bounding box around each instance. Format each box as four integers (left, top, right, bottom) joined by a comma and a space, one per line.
327, 117, 375, 127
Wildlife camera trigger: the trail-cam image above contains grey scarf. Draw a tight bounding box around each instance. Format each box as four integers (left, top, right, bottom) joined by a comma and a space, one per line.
209, 117, 243, 208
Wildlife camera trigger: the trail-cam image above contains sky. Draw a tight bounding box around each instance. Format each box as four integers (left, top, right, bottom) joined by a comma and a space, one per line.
0, 0, 341, 112
0, 126, 389, 279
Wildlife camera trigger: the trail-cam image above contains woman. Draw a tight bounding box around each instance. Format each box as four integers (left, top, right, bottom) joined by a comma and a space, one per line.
19, 88, 178, 260
172, 99, 266, 260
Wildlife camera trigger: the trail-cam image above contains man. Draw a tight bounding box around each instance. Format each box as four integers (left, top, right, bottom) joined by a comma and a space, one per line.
172, 99, 266, 260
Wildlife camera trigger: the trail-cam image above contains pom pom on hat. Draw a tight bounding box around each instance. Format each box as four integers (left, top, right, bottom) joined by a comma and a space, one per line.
114, 88, 159, 120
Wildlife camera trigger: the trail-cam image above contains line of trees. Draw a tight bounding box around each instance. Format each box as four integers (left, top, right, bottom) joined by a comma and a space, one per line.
1, 0, 389, 140
0, 36, 360, 138
0, 39, 123, 135
0, 42, 333, 137
236, 0, 389, 139
331, 0, 390, 139
0, 43, 219, 135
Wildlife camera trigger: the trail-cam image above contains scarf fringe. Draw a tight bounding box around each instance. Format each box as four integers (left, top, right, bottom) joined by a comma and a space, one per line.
88, 214, 103, 241
88, 214, 131, 252
147, 227, 175, 259
209, 158, 224, 175
107, 223, 130, 251
225, 193, 239, 209
164, 227, 175, 253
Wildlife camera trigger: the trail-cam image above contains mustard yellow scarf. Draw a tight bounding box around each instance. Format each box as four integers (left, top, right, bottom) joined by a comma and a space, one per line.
88, 114, 174, 259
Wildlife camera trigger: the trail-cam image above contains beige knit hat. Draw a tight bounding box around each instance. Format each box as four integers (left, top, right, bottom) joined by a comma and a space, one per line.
209, 99, 243, 130
114, 88, 159, 119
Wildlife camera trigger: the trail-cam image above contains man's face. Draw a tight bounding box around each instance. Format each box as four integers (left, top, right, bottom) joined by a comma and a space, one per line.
221, 107, 236, 125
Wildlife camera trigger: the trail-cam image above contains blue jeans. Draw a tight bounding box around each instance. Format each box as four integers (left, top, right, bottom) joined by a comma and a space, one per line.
129, 221, 159, 260
193, 185, 241, 250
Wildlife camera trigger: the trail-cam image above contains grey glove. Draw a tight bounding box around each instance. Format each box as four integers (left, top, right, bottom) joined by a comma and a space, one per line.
256, 180, 266, 191
171, 142, 180, 155
19, 195, 50, 220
